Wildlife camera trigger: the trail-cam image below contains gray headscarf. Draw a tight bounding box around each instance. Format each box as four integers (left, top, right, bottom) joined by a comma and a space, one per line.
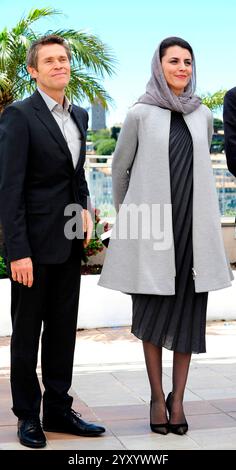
138, 38, 201, 114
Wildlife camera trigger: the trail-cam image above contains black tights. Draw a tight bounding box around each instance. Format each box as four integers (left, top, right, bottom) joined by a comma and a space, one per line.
143, 341, 191, 424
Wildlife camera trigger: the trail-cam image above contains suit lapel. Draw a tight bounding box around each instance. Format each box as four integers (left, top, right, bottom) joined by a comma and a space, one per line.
71, 107, 86, 140
70, 107, 86, 172
30, 90, 74, 168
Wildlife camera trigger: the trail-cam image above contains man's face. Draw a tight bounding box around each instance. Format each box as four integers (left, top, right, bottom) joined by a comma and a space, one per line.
28, 43, 71, 93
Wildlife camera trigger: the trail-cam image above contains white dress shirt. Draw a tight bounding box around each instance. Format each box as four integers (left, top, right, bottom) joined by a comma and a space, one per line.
37, 88, 81, 168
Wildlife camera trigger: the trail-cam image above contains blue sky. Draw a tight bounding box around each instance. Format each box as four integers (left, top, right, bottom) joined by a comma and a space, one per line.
0, 0, 236, 126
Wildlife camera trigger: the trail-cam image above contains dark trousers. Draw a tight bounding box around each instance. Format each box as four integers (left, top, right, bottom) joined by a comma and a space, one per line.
10, 241, 82, 419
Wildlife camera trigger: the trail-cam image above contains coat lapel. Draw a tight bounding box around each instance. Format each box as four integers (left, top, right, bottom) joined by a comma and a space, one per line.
70, 107, 86, 173
30, 90, 74, 168
71, 107, 86, 140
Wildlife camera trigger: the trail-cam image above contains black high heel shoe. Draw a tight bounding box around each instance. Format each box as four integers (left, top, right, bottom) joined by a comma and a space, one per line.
150, 399, 169, 435
166, 392, 188, 435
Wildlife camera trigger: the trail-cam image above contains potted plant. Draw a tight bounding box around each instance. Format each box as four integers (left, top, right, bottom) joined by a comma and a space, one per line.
81, 208, 109, 274
0, 255, 7, 279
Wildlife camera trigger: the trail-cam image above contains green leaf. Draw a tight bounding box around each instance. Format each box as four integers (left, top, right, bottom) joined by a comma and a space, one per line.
201, 90, 227, 111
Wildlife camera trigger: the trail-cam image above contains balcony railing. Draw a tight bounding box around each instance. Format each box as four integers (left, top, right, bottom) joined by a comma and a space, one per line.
85, 154, 236, 221
85, 155, 115, 222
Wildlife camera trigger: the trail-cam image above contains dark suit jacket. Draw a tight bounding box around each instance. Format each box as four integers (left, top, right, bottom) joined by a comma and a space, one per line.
223, 87, 236, 177
0, 90, 90, 263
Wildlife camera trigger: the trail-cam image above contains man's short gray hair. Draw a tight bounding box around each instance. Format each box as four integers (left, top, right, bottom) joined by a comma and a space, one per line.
26, 34, 72, 69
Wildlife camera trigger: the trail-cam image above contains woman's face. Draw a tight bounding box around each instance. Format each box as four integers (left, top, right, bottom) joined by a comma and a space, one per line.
161, 45, 192, 96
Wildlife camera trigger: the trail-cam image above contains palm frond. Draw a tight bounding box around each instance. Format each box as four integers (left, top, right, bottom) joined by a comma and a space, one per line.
51, 29, 117, 77
0, 28, 12, 68
11, 69, 36, 99
0, 71, 11, 89
201, 90, 227, 111
0, 73, 13, 112
12, 8, 61, 36
67, 68, 114, 108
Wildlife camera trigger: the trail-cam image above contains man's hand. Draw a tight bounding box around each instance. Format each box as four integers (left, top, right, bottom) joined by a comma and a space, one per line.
10, 257, 33, 288
82, 209, 93, 248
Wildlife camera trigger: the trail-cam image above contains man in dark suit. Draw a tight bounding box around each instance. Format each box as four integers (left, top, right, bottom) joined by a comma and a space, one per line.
0, 35, 105, 448
223, 87, 236, 177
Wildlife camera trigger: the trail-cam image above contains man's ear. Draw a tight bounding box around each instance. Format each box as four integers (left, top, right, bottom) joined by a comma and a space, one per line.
27, 65, 37, 80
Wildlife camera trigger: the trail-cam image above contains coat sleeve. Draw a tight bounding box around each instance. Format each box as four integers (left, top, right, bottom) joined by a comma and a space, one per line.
112, 108, 138, 212
0, 105, 32, 261
207, 109, 214, 150
223, 89, 236, 177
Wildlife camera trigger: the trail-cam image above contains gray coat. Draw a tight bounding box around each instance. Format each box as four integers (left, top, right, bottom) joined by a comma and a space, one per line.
99, 103, 233, 294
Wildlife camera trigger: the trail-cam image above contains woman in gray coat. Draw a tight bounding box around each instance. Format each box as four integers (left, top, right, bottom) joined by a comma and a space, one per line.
99, 37, 233, 435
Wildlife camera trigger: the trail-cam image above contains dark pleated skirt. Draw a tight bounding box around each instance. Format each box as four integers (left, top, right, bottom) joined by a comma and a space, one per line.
131, 112, 208, 354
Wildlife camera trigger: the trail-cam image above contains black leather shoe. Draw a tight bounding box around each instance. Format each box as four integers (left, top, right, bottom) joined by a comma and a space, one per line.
43, 409, 106, 437
17, 418, 46, 448
166, 392, 188, 435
